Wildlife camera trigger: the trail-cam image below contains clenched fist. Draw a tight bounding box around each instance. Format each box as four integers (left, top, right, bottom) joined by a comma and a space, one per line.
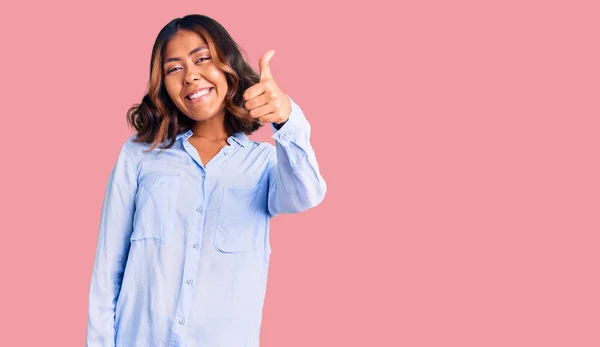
243, 50, 291, 126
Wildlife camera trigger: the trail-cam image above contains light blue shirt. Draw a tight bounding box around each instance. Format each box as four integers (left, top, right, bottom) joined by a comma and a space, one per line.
86, 96, 326, 347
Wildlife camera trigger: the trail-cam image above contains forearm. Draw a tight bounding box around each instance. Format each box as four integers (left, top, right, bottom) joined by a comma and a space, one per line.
268, 96, 327, 215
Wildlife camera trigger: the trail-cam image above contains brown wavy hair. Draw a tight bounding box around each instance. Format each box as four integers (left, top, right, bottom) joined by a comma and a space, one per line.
126, 14, 262, 151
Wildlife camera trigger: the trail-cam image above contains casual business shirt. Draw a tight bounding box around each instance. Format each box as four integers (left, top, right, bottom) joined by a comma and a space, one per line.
86, 96, 326, 347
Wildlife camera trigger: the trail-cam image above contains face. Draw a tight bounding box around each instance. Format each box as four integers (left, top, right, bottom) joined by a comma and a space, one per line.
162, 30, 228, 122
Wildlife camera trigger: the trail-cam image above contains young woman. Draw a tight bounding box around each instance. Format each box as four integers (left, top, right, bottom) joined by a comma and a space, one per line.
86, 14, 326, 347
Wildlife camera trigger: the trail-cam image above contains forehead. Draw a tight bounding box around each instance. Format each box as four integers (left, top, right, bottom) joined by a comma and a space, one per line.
163, 30, 208, 56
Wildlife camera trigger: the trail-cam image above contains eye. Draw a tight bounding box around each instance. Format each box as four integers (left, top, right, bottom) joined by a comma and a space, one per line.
166, 57, 210, 74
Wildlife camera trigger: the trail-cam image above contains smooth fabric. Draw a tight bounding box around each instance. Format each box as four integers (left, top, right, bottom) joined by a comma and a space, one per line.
86, 96, 326, 347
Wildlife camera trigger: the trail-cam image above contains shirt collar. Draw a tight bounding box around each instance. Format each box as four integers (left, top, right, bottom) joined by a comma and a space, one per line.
176, 129, 193, 141
176, 129, 250, 147
227, 131, 250, 147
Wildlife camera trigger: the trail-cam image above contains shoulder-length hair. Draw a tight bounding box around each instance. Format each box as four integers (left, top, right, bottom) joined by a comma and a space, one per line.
127, 14, 261, 151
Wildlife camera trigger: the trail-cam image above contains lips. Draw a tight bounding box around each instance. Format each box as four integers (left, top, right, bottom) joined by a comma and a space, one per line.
185, 88, 215, 105
185, 87, 213, 100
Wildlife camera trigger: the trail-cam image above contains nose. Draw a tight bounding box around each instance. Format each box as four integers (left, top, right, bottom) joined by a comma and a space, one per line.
183, 66, 201, 85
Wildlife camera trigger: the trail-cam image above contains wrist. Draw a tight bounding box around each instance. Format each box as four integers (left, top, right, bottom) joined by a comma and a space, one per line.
273, 119, 288, 130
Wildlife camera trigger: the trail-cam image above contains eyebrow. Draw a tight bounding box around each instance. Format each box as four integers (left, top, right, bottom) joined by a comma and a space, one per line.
163, 46, 209, 65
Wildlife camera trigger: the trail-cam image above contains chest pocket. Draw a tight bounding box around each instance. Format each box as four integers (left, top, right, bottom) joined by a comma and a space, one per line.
131, 174, 180, 243
214, 181, 268, 253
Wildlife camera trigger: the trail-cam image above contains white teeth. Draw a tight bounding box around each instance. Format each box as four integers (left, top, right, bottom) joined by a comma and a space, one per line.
189, 88, 211, 100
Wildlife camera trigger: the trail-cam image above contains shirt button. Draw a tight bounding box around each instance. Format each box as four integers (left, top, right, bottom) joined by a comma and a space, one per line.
193, 242, 199, 248
223, 151, 228, 156
179, 319, 185, 325
201, 172, 206, 178
187, 278, 193, 284
196, 206, 203, 212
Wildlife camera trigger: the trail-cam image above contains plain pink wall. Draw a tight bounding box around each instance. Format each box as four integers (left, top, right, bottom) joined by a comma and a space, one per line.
0, 0, 598, 346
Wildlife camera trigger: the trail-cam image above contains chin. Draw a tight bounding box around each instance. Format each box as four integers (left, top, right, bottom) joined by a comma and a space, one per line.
186, 110, 220, 122
185, 114, 210, 122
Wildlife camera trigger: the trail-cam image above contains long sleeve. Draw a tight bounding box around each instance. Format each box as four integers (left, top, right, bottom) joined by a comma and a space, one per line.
86, 145, 138, 347
267, 96, 327, 216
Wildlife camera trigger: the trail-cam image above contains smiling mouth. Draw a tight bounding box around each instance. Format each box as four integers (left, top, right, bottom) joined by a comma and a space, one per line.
186, 87, 214, 100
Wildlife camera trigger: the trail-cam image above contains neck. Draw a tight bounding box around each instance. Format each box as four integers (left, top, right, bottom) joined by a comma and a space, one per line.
190, 113, 229, 142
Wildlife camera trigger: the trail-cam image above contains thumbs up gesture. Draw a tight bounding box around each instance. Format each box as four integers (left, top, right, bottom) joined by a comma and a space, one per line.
243, 50, 292, 125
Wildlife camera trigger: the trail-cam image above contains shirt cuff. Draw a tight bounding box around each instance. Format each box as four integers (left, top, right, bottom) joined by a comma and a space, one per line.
271, 95, 311, 140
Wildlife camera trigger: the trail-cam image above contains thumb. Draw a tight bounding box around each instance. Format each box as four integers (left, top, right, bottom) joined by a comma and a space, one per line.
259, 49, 275, 81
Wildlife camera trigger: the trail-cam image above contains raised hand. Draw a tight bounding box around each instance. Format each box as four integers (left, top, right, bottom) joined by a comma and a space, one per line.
243, 50, 291, 125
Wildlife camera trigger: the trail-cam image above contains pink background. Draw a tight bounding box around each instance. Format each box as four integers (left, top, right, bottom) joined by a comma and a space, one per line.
1, 0, 599, 346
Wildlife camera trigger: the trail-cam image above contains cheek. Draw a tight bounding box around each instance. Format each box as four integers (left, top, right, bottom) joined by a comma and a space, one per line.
218, 81, 228, 97
208, 69, 228, 91
163, 81, 181, 102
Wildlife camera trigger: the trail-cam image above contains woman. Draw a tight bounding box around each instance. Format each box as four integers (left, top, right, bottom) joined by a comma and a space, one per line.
86, 14, 326, 347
